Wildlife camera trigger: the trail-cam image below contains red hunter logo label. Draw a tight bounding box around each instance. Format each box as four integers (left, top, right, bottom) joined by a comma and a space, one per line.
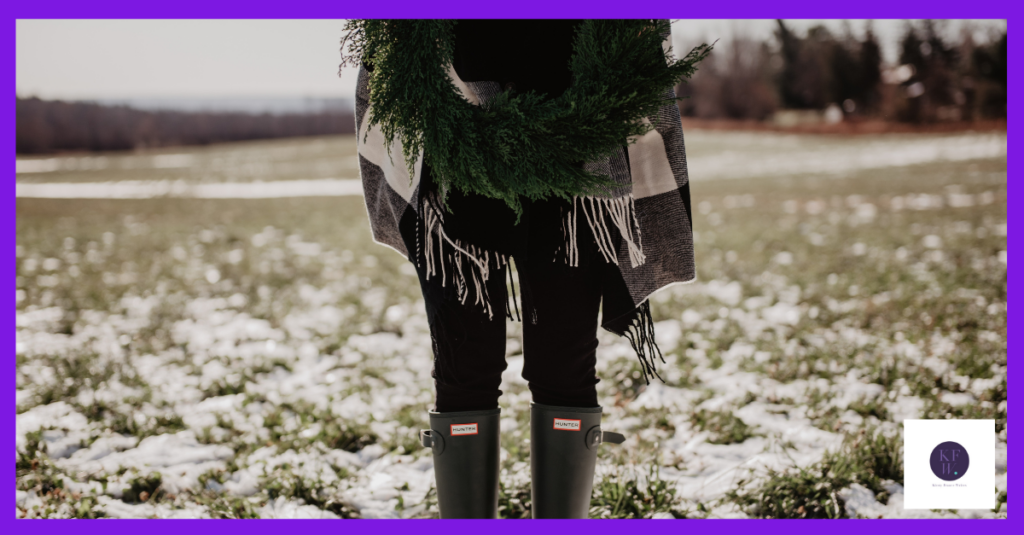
553, 418, 582, 431
450, 423, 478, 436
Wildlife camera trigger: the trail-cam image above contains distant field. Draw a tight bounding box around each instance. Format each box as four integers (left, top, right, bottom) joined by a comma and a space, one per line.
16, 131, 1006, 518
16, 135, 361, 184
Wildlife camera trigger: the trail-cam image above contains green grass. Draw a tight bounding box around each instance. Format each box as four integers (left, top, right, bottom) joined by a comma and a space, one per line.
726, 428, 904, 518
690, 408, 760, 445
590, 466, 686, 519
16, 132, 1006, 518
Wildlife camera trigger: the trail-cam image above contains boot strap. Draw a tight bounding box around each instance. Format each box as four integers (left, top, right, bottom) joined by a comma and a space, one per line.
586, 427, 626, 449
602, 431, 626, 444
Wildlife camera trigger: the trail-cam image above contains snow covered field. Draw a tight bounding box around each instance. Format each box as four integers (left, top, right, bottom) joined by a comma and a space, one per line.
16, 131, 1007, 518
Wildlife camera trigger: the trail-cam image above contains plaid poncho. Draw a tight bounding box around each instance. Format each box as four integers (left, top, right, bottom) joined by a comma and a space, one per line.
354, 21, 695, 381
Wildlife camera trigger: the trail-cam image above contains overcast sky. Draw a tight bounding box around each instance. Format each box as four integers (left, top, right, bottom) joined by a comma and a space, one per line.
17, 19, 1006, 102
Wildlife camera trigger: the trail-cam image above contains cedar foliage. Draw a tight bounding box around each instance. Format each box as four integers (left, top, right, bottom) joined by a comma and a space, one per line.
343, 19, 711, 221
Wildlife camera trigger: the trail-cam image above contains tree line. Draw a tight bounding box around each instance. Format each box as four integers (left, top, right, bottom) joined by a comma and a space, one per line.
17, 20, 1005, 155
17, 98, 356, 155
676, 20, 1007, 123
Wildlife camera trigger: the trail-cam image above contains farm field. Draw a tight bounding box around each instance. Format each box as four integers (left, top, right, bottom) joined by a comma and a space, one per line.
16, 130, 1007, 518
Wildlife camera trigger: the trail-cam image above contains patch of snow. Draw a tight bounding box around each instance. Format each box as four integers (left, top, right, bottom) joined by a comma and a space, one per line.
258, 496, 341, 519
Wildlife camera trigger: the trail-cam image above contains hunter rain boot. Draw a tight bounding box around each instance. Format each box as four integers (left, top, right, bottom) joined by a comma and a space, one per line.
529, 402, 625, 518
419, 408, 501, 518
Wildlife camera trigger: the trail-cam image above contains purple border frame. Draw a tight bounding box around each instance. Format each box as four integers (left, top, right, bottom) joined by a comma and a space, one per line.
6, 0, 1016, 531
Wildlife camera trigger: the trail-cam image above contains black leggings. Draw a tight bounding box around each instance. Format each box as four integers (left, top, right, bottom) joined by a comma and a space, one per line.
409, 202, 607, 413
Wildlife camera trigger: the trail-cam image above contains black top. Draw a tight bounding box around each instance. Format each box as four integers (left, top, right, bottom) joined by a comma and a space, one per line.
452, 20, 583, 101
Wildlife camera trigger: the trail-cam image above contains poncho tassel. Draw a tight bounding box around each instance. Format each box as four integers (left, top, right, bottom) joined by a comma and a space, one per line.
563, 194, 645, 268
621, 300, 665, 385
505, 258, 521, 322
423, 191, 513, 321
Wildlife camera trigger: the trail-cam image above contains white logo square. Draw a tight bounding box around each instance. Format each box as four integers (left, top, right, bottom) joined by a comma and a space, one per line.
903, 419, 995, 510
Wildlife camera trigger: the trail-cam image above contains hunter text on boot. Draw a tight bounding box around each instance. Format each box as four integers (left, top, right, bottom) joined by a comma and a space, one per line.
450, 423, 479, 436
553, 418, 582, 431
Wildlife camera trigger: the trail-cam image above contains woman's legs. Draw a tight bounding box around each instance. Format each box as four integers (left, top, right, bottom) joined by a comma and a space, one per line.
410, 199, 610, 519
408, 194, 604, 411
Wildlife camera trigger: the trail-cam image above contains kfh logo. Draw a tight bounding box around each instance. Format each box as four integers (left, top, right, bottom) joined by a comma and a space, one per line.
929, 441, 970, 481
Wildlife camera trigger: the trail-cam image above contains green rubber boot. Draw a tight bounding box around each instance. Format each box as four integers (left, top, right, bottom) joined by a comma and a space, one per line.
529, 402, 625, 518
419, 408, 501, 518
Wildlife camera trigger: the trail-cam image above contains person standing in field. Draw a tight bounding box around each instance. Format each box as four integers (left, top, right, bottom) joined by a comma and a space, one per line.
345, 19, 705, 518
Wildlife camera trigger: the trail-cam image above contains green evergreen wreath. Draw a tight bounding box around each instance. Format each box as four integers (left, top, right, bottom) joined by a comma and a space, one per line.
341, 19, 711, 222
